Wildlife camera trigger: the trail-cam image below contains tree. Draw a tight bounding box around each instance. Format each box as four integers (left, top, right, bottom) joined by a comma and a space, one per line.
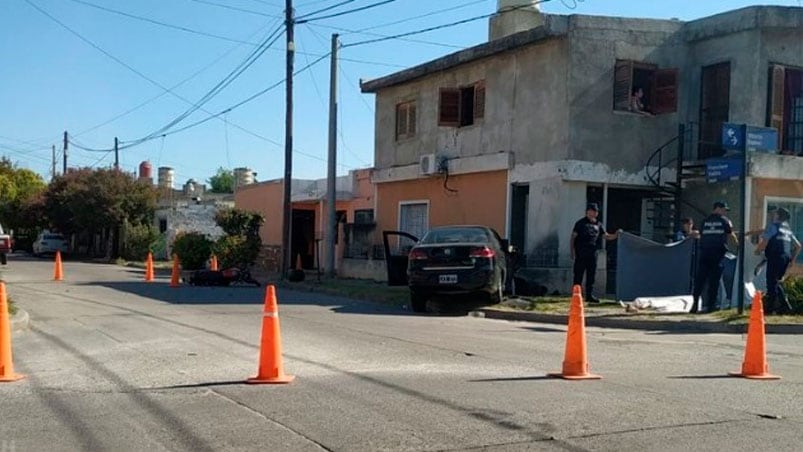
0, 157, 47, 232
42, 168, 158, 258
208, 167, 234, 193
213, 208, 264, 267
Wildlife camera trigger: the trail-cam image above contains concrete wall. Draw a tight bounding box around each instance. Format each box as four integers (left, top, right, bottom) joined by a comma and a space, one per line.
375, 170, 508, 241
372, 38, 570, 170
567, 16, 685, 173
155, 204, 227, 259
338, 258, 387, 281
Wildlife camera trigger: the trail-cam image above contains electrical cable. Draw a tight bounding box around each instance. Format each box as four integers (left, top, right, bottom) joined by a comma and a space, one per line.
187, 0, 277, 18
297, 0, 357, 20
298, 0, 398, 23
353, 0, 486, 33
342, 0, 553, 48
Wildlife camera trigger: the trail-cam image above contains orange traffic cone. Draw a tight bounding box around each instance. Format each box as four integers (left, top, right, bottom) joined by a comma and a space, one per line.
246, 285, 295, 384
170, 254, 181, 288
729, 291, 780, 380
548, 285, 601, 380
0, 282, 24, 382
145, 252, 154, 282
210, 255, 219, 271
53, 250, 64, 282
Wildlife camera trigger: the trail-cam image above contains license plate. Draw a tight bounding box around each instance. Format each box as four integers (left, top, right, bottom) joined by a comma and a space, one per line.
439, 274, 458, 284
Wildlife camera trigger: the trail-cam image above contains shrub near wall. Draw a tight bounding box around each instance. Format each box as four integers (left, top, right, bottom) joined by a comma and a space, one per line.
783, 276, 803, 314
172, 232, 213, 270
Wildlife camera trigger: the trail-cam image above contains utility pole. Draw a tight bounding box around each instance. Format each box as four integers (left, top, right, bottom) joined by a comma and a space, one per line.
281, 0, 295, 278
325, 34, 339, 278
62, 131, 68, 174
114, 137, 119, 170
51, 145, 56, 179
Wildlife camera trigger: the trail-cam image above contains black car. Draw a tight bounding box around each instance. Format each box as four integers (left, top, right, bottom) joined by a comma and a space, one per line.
404, 225, 513, 312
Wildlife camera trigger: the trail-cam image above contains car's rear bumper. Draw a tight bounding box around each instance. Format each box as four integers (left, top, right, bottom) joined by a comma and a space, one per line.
408, 268, 495, 295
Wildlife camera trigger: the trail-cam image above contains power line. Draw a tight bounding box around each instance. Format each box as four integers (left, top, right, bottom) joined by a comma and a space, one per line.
66, 0, 262, 46
306, 22, 464, 49
298, 0, 398, 23
297, 0, 357, 19
342, 0, 553, 48
188, 0, 278, 18
353, 0, 486, 33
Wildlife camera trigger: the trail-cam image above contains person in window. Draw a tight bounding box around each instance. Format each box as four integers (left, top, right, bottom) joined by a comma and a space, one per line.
570, 203, 620, 303
692, 201, 738, 313
630, 87, 653, 116
754, 207, 801, 315
674, 218, 699, 242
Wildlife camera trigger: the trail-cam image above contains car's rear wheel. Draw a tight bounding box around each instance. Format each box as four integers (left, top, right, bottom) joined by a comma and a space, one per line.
410, 291, 428, 313
489, 271, 504, 304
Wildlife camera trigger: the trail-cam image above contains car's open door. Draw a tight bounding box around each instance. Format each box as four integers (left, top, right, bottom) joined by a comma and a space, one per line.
382, 230, 419, 286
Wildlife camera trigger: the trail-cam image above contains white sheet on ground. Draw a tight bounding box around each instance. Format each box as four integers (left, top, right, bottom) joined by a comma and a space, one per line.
621, 295, 694, 313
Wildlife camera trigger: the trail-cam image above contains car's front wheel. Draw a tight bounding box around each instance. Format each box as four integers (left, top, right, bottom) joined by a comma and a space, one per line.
410, 290, 428, 313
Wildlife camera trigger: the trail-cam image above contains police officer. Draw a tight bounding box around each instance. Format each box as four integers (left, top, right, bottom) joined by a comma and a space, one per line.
755, 207, 801, 314
692, 201, 738, 313
570, 203, 619, 303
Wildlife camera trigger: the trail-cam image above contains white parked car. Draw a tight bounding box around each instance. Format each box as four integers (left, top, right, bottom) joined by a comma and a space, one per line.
32, 231, 70, 256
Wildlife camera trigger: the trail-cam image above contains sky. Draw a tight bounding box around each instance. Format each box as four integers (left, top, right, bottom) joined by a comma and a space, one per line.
1, 0, 800, 187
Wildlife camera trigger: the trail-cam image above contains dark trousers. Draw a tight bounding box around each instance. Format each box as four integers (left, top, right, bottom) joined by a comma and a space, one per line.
693, 252, 725, 312
766, 254, 792, 314
573, 250, 597, 297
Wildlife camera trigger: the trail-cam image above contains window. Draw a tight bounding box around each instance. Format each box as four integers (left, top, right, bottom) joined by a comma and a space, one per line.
699, 62, 731, 159
399, 201, 429, 243
764, 199, 803, 263
768, 65, 803, 154
354, 209, 374, 224
395, 101, 416, 140
439, 81, 485, 127
159, 219, 167, 233
613, 60, 678, 114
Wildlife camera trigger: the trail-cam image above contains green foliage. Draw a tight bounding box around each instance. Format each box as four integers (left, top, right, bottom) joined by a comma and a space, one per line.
782, 276, 803, 313
213, 208, 263, 267
0, 157, 47, 231
213, 234, 261, 268
208, 167, 235, 194
172, 232, 213, 270
215, 208, 263, 237
43, 168, 158, 235
123, 223, 159, 261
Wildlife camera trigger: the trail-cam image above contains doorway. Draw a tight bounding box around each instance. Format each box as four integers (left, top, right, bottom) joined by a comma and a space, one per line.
291, 209, 315, 270
510, 184, 529, 253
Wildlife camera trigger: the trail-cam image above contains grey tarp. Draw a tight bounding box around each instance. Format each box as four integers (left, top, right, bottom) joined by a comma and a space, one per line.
616, 232, 696, 301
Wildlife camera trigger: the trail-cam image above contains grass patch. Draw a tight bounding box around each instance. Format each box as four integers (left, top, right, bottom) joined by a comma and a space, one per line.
280, 277, 410, 307
505, 296, 623, 313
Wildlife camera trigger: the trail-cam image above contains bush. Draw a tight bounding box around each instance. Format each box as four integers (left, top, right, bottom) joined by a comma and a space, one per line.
172, 232, 213, 270
123, 223, 159, 261
782, 276, 803, 314
212, 234, 260, 269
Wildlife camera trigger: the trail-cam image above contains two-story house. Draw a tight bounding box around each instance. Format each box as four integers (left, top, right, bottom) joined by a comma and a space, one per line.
360, 1, 803, 294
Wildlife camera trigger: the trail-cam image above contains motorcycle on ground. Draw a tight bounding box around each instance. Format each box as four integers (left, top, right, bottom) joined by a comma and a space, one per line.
187, 265, 261, 287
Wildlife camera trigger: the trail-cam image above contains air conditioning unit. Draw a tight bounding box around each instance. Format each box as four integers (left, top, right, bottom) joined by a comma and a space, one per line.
419, 153, 437, 176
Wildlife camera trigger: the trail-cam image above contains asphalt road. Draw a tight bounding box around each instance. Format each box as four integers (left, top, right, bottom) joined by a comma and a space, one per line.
1, 256, 802, 451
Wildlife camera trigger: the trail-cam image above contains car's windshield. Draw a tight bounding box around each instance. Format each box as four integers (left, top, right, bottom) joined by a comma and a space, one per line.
44, 234, 65, 241
420, 227, 490, 244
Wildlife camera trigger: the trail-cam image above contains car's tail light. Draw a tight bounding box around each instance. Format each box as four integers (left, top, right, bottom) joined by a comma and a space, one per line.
469, 246, 495, 258
408, 248, 428, 260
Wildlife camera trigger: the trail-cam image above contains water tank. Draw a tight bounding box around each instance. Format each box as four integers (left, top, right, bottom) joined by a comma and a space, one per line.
158, 166, 175, 190
138, 161, 153, 183
234, 167, 255, 188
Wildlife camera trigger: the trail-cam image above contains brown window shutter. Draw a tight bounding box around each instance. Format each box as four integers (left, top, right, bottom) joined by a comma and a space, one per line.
396, 103, 408, 140
408, 103, 416, 136
613, 60, 633, 111
439, 88, 460, 126
769, 65, 785, 149
474, 81, 486, 119
651, 68, 679, 114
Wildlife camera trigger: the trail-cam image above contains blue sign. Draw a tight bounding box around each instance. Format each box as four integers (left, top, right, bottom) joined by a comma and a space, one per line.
721, 123, 744, 151
721, 123, 778, 153
706, 158, 743, 183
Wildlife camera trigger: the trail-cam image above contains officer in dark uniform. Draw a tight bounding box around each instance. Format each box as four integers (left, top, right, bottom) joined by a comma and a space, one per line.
755, 207, 801, 314
570, 203, 619, 303
692, 201, 738, 313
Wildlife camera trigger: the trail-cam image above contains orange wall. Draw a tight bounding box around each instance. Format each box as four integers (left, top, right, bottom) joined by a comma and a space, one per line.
751, 178, 803, 275
235, 181, 284, 245
375, 170, 507, 239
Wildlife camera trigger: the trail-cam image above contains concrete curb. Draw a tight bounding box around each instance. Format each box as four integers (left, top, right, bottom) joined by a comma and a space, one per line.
10, 308, 30, 333
469, 308, 803, 334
